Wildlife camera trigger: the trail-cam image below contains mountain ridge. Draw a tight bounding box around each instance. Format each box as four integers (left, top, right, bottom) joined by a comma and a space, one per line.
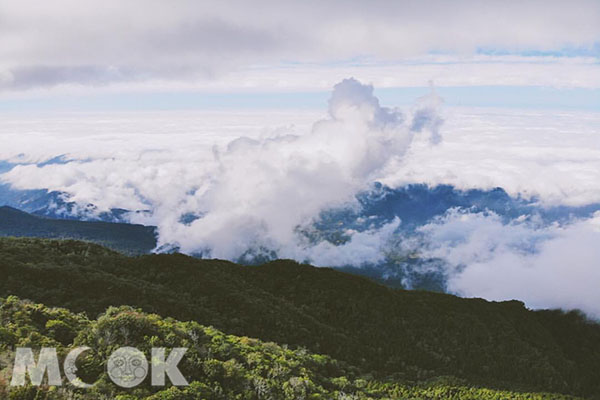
0, 205, 156, 254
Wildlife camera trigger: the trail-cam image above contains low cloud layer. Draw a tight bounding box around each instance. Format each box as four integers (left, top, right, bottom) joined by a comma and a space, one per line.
1, 79, 600, 318
415, 209, 600, 319
381, 108, 600, 206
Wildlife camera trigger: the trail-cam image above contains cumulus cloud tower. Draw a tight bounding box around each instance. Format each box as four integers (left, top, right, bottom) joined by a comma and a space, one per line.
166, 78, 436, 259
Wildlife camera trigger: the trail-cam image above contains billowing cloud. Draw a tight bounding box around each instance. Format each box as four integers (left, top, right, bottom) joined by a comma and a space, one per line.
416, 209, 600, 319
152, 78, 428, 258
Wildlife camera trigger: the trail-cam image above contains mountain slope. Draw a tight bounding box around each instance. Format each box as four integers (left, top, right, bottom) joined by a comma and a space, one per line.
1, 296, 581, 400
0, 206, 156, 254
1, 238, 599, 398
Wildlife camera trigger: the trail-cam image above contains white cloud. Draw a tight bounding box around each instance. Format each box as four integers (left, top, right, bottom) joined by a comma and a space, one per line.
0, 79, 442, 261
151, 78, 427, 259
381, 107, 600, 206
2, 89, 600, 216
0, 0, 598, 93
286, 218, 402, 267
2, 78, 600, 317
416, 209, 600, 319
2, 55, 599, 98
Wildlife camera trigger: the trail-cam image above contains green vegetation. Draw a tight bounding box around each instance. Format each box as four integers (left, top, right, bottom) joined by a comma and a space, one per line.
0, 296, 584, 399
0, 206, 156, 255
0, 237, 599, 398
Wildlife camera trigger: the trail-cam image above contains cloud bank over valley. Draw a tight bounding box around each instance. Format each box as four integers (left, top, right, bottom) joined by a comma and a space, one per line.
1, 79, 600, 318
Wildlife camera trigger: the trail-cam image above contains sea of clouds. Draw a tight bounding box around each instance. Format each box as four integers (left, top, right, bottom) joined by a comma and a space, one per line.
1, 78, 600, 317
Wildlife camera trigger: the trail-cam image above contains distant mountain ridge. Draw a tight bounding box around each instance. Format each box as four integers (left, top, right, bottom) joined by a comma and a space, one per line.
3, 182, 600, 290
0, 206, 156, 254
0, 183, 134, 222
312, 183, 600, 240
4, 179, 599, 227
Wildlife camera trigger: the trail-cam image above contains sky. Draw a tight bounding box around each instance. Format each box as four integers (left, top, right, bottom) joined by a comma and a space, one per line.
1, 1, 600, 317
0, 0, 599, 111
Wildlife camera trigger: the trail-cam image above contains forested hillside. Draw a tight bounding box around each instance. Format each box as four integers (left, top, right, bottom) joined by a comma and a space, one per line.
0, 296, 585, 399
1, 238, 599, 398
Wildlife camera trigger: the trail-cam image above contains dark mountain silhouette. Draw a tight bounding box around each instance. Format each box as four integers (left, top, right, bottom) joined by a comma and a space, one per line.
0, 206, 156, 254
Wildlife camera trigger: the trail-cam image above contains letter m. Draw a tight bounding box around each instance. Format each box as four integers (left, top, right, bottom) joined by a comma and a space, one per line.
10, 348, 62, 386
